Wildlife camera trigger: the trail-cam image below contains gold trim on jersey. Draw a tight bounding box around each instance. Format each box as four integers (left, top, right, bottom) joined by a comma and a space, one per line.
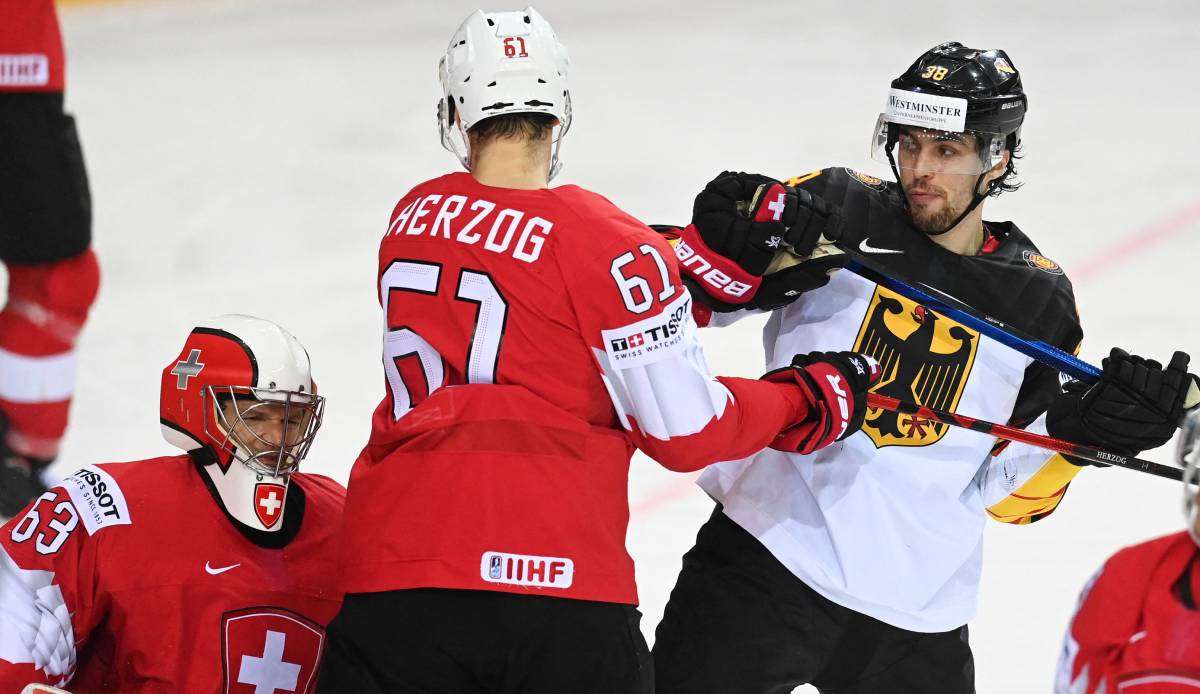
784, 170, 823, 187
853, 285, 979, 448
986, 454, 1082, 524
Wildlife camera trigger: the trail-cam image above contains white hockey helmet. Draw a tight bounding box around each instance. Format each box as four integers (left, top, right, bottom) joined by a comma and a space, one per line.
1181, 409, 1200, 545
437, 6, 572, 179
160, 314, 325, 478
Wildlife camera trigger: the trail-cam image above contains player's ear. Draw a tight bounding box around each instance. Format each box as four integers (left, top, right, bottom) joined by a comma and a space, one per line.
983, 150, 1011, 185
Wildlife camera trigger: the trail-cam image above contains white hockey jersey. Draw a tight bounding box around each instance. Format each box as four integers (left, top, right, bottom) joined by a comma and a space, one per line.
698, 167, 1084, 632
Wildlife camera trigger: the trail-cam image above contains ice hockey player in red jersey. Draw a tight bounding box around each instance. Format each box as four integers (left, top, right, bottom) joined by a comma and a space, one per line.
1055, 409, 1200, 692
0, 0, 100, 518
0, 314, 344, 692
318, 7, 879, 693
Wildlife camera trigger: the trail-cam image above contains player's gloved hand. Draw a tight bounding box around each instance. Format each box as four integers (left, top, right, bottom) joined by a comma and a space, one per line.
754, 245, 850, 311
781, 186, 843, 257
1047, 348, 1200, 462
763, 351, 882, 454
675, 171, 793, 311
676, 171, 844, 312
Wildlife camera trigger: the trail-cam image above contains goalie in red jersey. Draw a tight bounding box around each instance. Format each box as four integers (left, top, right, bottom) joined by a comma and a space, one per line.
0, 314, 344, 693
1056, 408, 1200, 693
318, 6, 880, 693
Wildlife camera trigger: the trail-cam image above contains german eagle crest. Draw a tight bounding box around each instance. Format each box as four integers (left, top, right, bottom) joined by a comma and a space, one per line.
853, 285, 979, 448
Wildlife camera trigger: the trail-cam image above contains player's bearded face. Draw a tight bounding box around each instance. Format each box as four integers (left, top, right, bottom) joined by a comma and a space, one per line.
895, 129, 987, 234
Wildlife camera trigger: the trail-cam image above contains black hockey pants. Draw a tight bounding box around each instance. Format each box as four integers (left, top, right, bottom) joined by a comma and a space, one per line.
317, 587, 653, 693
653, 505, 975, 693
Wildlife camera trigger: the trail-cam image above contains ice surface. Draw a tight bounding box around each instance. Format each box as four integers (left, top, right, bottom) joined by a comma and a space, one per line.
44, 0, 1200, 690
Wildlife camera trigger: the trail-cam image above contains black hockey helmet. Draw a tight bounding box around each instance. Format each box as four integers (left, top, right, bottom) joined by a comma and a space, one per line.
892, 42, 1026, 146
871, 42, 1028, 233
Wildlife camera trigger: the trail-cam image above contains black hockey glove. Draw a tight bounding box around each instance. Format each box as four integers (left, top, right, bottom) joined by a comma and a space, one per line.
753, 245, 849, 311
676, 171, 844, 312
1047, 348, 1200, 462
782, 186, 843, 257
690, 171, 794, 275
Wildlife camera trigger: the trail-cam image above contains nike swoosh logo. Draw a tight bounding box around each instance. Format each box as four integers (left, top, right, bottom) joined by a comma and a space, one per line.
859, 239, 904, 255
205, 561, 241, 576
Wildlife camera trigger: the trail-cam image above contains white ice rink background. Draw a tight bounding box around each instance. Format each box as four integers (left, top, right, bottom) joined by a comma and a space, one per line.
37, 0, 1200, 690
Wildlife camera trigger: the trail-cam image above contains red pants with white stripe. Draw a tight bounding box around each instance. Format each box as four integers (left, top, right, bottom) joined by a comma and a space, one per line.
0, 249, 99, 460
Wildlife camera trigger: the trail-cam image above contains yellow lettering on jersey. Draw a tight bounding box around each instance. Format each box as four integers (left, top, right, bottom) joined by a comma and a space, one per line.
853, 285, 980, 448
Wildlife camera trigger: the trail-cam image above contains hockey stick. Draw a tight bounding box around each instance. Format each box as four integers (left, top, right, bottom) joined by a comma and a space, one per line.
866, 392, 1183, 480
839, 251, 1102, 383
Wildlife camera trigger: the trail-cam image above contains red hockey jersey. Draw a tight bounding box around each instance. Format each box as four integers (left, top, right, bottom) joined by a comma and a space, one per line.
0, 455, 345, 692
1056, 531, 1200, 692
0, 0, 65, 92
341, 172, 807, 605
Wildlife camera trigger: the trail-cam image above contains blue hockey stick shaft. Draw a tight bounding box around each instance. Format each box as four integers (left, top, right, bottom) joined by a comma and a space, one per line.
841, 255, 1102, 383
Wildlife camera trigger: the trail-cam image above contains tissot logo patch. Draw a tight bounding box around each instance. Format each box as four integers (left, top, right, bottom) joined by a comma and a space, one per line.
481, 551, 573, 589
602, 292, 692, 369
59, 465, 131, 535
852, 286, 979, 448
1022, 250, 1063, 275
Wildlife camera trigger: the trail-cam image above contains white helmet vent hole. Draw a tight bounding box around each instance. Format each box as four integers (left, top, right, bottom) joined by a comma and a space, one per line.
487, 81, 497, 87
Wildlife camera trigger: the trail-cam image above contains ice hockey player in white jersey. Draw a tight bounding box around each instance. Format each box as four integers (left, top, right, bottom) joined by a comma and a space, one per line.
652, 42, 1200, 693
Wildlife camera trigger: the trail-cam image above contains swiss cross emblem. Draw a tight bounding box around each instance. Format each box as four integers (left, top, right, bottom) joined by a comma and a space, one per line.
628, 333, 645, 348
767, 191, 787, 221
222, 607, 325, 694
254, 483, 287, 529
171, 349, 206, 389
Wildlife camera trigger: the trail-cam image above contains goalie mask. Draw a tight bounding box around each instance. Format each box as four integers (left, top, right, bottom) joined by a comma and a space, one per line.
870, 42, 1026, 233
1180, 410, 1200, 546
160, 314, 325, 478
437, 6, 572, 179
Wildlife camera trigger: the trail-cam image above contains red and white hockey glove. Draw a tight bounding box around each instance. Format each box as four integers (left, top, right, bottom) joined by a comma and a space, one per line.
675, 171, 843, 312
765, 351, 881, 454
675, 172, 795, 312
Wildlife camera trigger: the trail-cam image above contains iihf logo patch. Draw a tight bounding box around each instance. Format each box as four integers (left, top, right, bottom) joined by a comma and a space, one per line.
480, 551, 574, 589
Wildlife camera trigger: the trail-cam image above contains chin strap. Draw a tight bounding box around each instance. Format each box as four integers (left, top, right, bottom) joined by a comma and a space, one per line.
887, 150, 1001, 239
